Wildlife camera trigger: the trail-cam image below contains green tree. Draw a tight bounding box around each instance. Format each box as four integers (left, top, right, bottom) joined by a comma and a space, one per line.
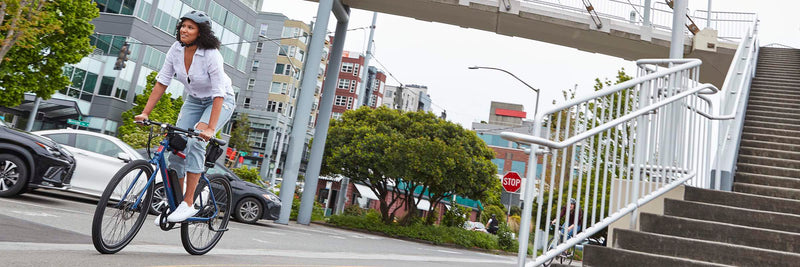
118, 72, 183, 148
322, 106, 497, 225
228, 113, 252, 154
0, 0, 97, 107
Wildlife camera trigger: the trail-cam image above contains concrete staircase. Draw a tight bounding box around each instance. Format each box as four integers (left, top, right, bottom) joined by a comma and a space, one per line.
579, 47, 800, 266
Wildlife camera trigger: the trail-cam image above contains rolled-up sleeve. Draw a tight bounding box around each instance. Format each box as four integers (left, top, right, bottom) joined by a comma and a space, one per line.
207, 49, 229, 98
156, 42, 179, 86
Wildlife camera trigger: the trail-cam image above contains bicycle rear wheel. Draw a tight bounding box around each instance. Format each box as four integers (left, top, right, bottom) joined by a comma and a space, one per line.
91, 160, 154, 254
180, 175, 232, 255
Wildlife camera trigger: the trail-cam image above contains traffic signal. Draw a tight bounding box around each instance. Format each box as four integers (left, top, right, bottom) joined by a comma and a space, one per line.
113, 42, 131, 70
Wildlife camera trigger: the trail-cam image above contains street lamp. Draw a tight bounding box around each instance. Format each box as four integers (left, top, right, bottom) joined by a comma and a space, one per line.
468, 66, 540, 117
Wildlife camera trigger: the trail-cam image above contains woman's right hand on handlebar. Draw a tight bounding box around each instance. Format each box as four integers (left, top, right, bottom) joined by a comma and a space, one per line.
134, 114, 149, 124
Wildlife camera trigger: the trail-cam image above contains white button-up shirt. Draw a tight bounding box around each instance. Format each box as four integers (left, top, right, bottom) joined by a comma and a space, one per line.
156, 41, 233, 99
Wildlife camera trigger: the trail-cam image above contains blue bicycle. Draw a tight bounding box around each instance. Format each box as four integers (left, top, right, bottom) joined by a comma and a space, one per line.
91, 119, 232, 255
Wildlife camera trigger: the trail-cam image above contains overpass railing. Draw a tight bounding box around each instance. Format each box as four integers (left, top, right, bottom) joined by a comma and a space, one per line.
521, 0, 756, 42
502, 58, 722, 266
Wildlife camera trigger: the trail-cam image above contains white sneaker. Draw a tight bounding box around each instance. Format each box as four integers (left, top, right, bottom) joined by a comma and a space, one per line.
167, 202, 198, 222
154, 214, 163, 226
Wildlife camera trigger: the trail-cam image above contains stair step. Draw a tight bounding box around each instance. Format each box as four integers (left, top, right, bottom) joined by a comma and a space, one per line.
747, 95, 800, 105
739, 138, 800, 153
736, 172, 800, 189
754, 72, 800, 79
744, 110, 800, 122
737, 162, 800, 178
734, 182, 800, 200
737, 154, 800, 169
685, 186, 800, 215
614, 229, 800, 266
751, 77, 800, 86
582, 245, 729, 267
746, 104, 800, 114
640, 213, 800, 253
742, 125, 800, 137
664, 199, 800, 233
744, 119, 800, 133
757, 62, 800, 68
738, 146, 800, 161
754, 68, 800, 76
749, 82, 800, 92
748, 99, 800, 110
748, 91, 800, 101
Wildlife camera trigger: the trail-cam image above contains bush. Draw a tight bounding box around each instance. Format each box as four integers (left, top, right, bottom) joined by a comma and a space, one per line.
328, 213, 500, 250
290, 197, 325, 221
441, 205, 469, 227
231, 165, 261, 184
497, 223, 518, 252
480, 205, 507, 225
343, 204, 365, 216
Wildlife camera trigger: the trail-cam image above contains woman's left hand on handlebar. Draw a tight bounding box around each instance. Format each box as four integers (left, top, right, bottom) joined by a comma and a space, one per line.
198, 127, 215, 141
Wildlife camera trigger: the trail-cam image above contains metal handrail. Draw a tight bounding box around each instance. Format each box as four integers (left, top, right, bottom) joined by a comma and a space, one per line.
502, 83, 718, 148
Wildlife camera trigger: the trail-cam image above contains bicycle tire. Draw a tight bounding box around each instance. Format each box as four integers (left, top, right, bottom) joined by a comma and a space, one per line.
91, 160, 154, 254
563, 246, 574, 265
180, 176, 232, 255
542, 236, 557, 267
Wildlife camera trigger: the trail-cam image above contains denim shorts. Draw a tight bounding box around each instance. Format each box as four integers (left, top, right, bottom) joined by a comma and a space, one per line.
168, 94, 235, 175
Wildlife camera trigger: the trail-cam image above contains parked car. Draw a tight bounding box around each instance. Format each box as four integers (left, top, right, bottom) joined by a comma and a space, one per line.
33, 128, 143, 197
136, 149, 281, 224
0, 121, 75, 197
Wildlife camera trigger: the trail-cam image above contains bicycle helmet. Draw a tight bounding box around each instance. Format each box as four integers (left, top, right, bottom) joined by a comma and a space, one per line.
180, 10, 211, 25
569, 198, 577, 204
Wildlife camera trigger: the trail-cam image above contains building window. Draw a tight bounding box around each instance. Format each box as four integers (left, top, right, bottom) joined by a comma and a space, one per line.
349, 80, 357, 93
244, 98, 251, 108
354, 64, 360, 76
259, 23, 269, 36
334, 95, 347, 106
270, 82, 288, 94
256, 42, 263, 53
252, 60, 260, 71
337, 79, 349, 89
267, 101, 276, 112
247, 79, 255, 90
341, 62, 354, 73
274, 63, 294, 76
96, 0, 136, 15
332, 113, 342, 120
277, 102, 284, 114
347, 97, 354, 110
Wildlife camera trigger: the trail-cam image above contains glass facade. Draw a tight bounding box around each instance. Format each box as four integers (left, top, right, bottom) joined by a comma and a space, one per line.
96, 0, 137, 15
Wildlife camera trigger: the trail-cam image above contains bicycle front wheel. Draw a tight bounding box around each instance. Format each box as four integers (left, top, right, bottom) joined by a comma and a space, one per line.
91, 160, 154, 254
180, 175, 232, 255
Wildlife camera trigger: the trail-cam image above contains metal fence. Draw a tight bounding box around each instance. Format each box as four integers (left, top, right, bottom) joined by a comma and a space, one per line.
503, 58, 719, 266
501, 17, 759, 267
520, 0, 756, 42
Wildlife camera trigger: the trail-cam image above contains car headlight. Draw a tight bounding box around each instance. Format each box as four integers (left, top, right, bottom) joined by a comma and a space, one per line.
263, 193, 280, 203
36, 142, 62, 156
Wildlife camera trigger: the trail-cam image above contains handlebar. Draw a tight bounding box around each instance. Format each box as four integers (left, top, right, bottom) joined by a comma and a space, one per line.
136, 119, 227, 146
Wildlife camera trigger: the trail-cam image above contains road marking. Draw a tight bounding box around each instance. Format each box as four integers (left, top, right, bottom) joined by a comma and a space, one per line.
0, 242, 516, 264
329, 235, 346, 239
252, 238, 270, 244
435, 249, 462, 254
10, 211, 57, 217
0, 198, 93, 215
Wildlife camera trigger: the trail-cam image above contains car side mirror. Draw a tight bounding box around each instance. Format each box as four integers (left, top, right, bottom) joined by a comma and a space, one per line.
117, 152, 131, 163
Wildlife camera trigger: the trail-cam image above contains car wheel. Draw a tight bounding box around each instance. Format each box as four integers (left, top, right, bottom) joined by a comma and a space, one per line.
0, 154, 29, 197
149, 183, 167, 215
234, 197, 262, 224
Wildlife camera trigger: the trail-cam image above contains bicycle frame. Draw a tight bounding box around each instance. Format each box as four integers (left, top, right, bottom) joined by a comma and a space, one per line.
116, 132, 220, 224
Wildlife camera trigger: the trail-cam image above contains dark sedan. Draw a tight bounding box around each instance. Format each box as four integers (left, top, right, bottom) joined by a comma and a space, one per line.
137, 149, 280, 224
0, 121, 75, 197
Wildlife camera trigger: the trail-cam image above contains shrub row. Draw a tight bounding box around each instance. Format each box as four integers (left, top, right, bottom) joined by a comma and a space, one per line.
328, 210, 515, 252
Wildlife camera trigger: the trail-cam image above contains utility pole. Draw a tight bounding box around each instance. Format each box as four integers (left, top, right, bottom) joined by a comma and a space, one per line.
356, 12, 377, 108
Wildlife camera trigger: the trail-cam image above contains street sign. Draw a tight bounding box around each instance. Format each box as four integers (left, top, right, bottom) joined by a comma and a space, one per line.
67, 119, 89, 127
502, 171, 522, 193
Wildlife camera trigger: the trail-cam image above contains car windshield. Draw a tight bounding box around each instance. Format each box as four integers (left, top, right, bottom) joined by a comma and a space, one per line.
207, 163, 239, 180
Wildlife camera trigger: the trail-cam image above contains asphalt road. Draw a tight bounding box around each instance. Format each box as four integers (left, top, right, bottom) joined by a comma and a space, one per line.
0, 189, 518, 267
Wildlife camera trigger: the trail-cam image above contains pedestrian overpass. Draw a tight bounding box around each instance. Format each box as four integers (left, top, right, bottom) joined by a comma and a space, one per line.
310, 0, 755, 87
284, 1, 780, 266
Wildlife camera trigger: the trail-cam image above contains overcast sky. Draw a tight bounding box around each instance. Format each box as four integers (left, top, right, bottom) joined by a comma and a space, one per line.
261, 0, 799, 127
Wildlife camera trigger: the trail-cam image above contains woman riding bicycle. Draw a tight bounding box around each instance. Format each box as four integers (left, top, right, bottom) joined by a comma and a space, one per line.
134, 10, 235, 224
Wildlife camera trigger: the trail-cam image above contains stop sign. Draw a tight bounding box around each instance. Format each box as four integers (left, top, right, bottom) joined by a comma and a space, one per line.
502, 172, 522, 193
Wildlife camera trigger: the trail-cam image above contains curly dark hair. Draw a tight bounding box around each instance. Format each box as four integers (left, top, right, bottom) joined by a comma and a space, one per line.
175, 18, 221, 50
